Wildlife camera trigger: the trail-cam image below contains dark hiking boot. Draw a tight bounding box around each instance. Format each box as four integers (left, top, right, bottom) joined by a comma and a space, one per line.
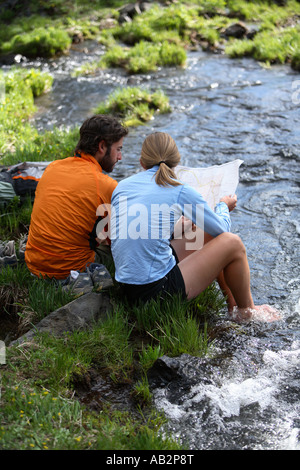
87, 263, 113, 290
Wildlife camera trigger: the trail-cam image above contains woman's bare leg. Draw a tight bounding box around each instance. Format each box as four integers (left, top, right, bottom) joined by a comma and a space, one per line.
178, 233, 253, 303
171, 227, 237, 311
216, 270, 237, 312
176, 232, 280, 322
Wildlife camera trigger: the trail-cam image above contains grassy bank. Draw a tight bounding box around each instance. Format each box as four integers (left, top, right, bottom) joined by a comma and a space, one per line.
0, 67, 53, 156
0, 0, 298, 160
0, 260, 226, 449
1, 1, 299, 70
0, 67, 170, 162
1, 1, 298, 158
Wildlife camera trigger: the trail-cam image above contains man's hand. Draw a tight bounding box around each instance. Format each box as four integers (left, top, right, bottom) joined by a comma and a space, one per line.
220, 194, 237, 212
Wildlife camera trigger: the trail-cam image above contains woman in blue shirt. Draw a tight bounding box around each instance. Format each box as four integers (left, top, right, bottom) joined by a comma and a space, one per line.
110, 132, 280, 323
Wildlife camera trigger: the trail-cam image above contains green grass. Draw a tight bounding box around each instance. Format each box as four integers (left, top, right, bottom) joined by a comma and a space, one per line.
112, 4, 194, 45
0, 282, 225, 450
226, 25, 300, 66
1, 1, 299, 70
0, 255, 226, 450
0, 322, 182, 450
0, 27, 71, 58
0, 126, 79, 166
130, 286, 224, 358
0, 197, 32, 240
0, 66, 169, 166
291, 49, 300, 71
95, 86, 171, 127
0, 263, 75, 334
6, 1, 297, 75
74, 40, 187, 76
226, 0, 300, 25
224, 0, 300, 67
0, 289, 225, 450
0, 192, 226, 450
0, 67, 53, 157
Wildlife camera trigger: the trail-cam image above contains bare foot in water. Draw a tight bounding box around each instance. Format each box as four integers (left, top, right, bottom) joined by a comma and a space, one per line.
252, 304, 282, 322
229, 304, 281, 323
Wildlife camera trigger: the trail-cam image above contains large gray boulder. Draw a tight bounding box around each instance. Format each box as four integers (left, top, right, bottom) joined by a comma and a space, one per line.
10, 292, 112, 346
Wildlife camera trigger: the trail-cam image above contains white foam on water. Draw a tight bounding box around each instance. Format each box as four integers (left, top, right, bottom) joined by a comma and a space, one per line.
263, 342, 300, 369
153, 339, 300, 449
280, 428, 300, 450
189, 374, 275, 419
153, 388, 186, 420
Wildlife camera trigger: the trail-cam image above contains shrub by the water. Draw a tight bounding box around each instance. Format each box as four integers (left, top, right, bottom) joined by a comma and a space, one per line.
75, 40, 187, 76
226, 25, 300, 66
0, 27, 71, 58
0, 67, 53, 155
95, 86, 171, 127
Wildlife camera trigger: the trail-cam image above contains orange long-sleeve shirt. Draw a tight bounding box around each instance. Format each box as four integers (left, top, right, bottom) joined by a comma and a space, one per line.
25, 153, 117, 279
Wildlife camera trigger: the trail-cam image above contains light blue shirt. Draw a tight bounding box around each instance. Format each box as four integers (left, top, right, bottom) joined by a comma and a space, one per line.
110, 166, 231, 285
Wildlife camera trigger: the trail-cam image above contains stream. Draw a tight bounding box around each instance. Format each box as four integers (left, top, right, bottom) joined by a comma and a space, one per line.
16, 41, 300, 450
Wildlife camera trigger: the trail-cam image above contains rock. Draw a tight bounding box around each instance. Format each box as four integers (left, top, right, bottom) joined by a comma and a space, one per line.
70, 30, 84, 44
119, 3, 141, 17
147, 355, 183, 388
0, 54, 17, 66
139, 2, 153, 12
10, 292, 112, 346
99, 18, 118, 30
118, 2, 145, 23
222, 22, 249, 39
246, 28, 259, 40
14, 54, 27, 63
147, 354, 217, 399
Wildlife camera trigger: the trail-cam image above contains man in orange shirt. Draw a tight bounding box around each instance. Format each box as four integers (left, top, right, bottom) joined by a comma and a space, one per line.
25, 115, 128, 280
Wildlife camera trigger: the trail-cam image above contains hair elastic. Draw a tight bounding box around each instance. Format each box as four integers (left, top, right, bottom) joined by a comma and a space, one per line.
158, 161, 166, 166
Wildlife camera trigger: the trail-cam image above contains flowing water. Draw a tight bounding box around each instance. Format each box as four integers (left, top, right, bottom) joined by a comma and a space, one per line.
21, 41, 300, 449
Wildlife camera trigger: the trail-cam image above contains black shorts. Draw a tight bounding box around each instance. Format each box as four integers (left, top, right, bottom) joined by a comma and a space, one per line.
121, 247, 187, 304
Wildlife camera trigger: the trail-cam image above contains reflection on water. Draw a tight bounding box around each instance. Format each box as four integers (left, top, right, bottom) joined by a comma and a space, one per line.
26, 43, 300, 449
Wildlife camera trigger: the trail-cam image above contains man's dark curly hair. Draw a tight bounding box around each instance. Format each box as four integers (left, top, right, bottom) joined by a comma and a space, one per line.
75, 115, 128, 156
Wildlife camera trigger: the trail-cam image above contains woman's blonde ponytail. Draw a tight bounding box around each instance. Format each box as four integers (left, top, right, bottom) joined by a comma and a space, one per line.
140, 132, 181, 187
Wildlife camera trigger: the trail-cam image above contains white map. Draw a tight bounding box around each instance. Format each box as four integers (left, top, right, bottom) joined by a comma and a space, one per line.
175, 159, 244, 209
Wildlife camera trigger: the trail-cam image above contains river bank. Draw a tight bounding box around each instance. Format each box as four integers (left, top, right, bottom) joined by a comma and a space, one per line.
1, 0, 299, 158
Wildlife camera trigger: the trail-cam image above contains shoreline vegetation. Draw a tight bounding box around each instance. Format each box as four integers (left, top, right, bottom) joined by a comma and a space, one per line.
1, 0, 300, 157
0, 0, 299, 450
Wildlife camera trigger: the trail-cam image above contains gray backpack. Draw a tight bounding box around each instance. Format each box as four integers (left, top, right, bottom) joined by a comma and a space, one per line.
0, 161, 50, 207
0, 171, 16, 208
